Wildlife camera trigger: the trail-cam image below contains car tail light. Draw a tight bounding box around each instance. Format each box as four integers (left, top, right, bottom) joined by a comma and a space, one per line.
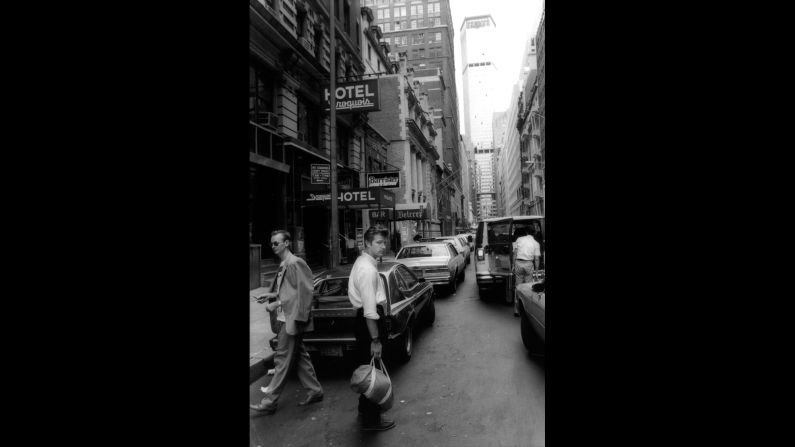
477, 248, 484, 260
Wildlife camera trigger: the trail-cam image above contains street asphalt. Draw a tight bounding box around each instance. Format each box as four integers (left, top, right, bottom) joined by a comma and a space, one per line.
249, 258, 545, 447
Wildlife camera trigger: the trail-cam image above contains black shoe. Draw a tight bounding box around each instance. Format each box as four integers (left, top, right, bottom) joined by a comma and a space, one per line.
514, 312, 520, 317
361, 419, 396, 431
249, 403, 277, 414
298, 393, 323, 406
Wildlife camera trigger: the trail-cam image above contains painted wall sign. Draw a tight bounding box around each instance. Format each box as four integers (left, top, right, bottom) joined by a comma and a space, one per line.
367, 171, 400, 188
323, 79, 380, 113
311, 164, 330, 184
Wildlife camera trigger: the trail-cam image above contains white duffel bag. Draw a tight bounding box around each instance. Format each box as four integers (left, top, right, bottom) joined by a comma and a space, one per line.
350, 356, 394, 410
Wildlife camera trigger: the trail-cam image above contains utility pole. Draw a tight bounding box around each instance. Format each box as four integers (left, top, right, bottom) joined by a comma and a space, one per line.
329, 0, 339, 269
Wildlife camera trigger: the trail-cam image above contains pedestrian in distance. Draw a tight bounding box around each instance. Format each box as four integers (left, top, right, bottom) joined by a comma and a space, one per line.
348, 225, 396, 432
250, 230, 324, 414
512, 227, 542, 317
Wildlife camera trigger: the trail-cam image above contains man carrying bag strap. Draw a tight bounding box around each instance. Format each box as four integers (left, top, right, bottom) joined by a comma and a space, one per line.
347, 225, 396, 432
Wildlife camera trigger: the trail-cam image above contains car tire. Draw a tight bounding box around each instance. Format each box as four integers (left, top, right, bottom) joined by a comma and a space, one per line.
449, 275, 457, 293
459, 268, 466, 282
393, 324, 413, 363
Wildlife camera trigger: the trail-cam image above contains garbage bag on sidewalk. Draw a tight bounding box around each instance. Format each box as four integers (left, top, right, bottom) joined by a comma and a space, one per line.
350, 356, 394, 410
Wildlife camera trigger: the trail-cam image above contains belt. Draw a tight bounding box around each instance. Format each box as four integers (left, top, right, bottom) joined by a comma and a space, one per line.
516, 258, 532, 261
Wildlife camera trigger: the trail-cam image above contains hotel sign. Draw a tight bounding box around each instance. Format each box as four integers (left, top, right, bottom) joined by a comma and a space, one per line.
395, 209, 427, 220
303, 187, 395, 208
367, 171, 400, 188
323, 79, 380, 113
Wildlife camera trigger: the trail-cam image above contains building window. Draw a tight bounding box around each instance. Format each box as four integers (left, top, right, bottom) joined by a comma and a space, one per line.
297, 95, 320, 148
394, 21, 401, 31
435, 32, 441, 41
410, 20, 416, 29
249, 65, 276, 124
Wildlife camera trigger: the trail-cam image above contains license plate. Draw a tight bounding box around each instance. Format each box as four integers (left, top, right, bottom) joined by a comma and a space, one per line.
320, 345, 343, 357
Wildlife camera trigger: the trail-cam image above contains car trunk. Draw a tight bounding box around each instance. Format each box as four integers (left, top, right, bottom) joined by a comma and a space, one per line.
309, 295, 358, 340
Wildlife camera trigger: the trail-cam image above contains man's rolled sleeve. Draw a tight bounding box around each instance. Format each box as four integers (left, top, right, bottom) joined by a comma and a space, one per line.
361, 267, 380, 320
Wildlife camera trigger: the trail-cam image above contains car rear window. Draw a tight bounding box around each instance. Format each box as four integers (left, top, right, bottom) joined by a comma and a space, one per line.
397, 244, 449, 258
315, 278, 349, 296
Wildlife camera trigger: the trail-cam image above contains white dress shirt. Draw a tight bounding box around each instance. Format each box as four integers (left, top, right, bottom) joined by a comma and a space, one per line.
513, 235, 541, 261
348, 252, 387, 320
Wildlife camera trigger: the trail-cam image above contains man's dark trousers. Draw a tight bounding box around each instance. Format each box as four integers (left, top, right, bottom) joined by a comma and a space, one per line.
354, 307, 387, 426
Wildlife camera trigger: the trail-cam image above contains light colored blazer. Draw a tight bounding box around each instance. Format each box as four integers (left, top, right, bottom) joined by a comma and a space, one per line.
273, 253, 315, 335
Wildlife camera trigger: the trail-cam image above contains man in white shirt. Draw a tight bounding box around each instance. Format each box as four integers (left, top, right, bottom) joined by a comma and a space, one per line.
348, 225, 395, 432
512, 227, 542, 316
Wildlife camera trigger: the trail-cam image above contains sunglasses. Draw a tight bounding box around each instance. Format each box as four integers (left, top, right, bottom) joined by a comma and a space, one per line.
271, 241, 285, 246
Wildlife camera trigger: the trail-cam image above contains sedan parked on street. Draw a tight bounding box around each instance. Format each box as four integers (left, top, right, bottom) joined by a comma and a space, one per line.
303, 262, 435, 364
516, 279, 545, 356
395, 242, 465, 293
429, 236, 470, 265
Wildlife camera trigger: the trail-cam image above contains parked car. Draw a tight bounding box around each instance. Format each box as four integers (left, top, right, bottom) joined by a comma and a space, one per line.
474, 215, 545, 303
395, 242, 465, 293
429, 236, 470, 265
458, 233, 474, 252
515, 279, 545, 355
303, 262, 435, 363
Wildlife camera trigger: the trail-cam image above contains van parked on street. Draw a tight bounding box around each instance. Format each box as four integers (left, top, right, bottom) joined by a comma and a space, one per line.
474, 216, 545, 304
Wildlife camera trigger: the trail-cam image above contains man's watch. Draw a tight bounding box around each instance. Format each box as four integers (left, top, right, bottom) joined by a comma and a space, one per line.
371, 336, 380, 342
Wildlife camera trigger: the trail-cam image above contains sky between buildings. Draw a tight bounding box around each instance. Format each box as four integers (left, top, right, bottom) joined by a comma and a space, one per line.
449, 0, 544, 137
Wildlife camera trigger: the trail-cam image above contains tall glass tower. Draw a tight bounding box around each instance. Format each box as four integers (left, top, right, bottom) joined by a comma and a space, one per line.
461, 15, 498, 218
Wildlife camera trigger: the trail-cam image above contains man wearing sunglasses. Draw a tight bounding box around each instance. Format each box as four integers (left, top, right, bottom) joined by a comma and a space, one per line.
250, 230, 323, 414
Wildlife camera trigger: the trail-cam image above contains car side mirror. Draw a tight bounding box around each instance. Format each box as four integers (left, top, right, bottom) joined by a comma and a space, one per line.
418, 277, 426, 283
531, 283, 545, 293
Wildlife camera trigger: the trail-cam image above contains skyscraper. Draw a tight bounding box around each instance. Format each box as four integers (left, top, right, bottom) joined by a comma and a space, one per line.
366, 0, 465, 230
461, 15, 499, 219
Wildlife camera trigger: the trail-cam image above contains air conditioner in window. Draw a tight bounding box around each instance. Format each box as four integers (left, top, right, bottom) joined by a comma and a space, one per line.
259, 112, 279, 129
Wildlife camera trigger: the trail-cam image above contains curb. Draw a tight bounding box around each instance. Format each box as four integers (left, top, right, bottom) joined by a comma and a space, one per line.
250, 352, 275, 384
